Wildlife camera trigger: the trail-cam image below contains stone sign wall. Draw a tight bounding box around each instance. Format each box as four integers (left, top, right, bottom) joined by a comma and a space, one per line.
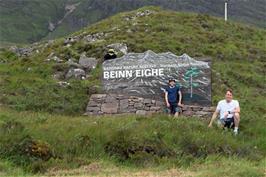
85, 94, 215, 117
102, 50, 211, 106
85, 51, 213, 117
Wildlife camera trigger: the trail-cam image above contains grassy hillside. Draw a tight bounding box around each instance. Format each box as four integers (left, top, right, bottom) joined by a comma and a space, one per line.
0, 6, 265, 114
0, 0, 68, 44
0, 0, 265, 44
0, 6, 265, 176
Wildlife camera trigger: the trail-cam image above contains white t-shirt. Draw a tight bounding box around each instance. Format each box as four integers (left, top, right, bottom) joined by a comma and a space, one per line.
216, 100, 240, 119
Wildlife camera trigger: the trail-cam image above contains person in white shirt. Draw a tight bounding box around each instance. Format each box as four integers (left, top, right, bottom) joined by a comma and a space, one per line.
208, 89, 240, 135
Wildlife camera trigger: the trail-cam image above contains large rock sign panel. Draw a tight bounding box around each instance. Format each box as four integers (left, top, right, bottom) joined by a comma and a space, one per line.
102, 50, 211, 106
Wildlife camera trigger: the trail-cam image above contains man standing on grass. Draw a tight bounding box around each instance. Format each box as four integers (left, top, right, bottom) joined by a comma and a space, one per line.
208, 89, 240, 135
164, 79, 182, 117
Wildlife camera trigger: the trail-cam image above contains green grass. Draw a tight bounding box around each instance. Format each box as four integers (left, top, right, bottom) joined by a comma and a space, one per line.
0, 107, 265, 176
0, 6, 265, 176
0, 48, 101, 115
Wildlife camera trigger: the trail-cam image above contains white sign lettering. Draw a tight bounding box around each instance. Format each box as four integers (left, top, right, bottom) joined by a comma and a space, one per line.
103, 68, 164, 79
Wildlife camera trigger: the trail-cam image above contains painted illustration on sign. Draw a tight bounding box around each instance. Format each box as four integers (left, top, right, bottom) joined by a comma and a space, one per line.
184, 67, 200, 98
102, 50, 211, 105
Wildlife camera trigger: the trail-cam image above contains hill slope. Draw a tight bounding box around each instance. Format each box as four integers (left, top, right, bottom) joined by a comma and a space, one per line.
0, 7, 265, 175
0, 6, 265, 114
0, 0, 265, 44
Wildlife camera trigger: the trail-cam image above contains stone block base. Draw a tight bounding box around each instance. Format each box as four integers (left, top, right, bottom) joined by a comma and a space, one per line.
84, 94, 215, 117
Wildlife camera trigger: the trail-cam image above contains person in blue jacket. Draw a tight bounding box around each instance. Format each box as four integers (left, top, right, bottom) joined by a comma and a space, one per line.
164, 79, 183, 117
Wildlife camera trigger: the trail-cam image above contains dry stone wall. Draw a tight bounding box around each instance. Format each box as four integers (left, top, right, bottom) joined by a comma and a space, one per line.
85, 94, 215, 117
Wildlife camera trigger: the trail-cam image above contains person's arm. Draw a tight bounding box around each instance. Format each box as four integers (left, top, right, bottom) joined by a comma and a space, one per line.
231, 101, 240, 114
234, 101, 240, 113
208, 111, 219, 127
165, 92, 170, 107
234, 106, 240, 113
208, 101, 221, 127
178, 90, 182, 106
228, 107, 240, 115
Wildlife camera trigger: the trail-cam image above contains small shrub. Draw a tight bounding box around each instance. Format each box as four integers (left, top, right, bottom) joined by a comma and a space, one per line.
0, 136, 56, 173
128, 151, 160, 167
104, 129, 175, 164
15, 138, 55, 161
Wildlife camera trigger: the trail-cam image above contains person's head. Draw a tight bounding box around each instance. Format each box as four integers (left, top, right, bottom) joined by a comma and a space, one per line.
168, 79, 176, 87
108, 49, 115, 55
225, 89, 233, 102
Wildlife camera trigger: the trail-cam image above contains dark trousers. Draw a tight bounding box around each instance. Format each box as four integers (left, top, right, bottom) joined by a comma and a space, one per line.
168, 102, 179, 115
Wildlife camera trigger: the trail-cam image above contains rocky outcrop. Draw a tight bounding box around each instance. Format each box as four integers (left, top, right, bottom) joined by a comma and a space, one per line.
136, 10, 154, 17
65, 68, 86, 80
10, 46, 34, 57
47, 52, 98, 81
64, 37, 78, 45
46, 53, 63, 63
63, 53, 98, 80
124, 10, 154, 21
78, 53, 97, 70
66, 59, 81, 68
85, 94, 215, 117
10, 41, 52, 57
84, 32, 108, 43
